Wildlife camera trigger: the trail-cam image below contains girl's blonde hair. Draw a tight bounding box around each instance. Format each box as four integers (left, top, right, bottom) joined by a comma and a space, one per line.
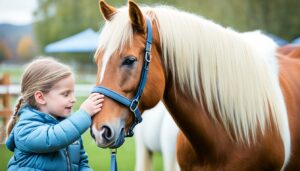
6, 57, 73, 138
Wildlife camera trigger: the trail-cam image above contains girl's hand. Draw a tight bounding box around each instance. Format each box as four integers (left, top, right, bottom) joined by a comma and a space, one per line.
80, 93, 104, 117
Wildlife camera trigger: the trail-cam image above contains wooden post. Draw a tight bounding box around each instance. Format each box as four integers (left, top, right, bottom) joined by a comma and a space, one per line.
0, 73, 12, 126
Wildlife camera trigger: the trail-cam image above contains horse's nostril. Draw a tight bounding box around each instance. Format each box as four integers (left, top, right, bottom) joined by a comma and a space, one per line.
101, 125, 114, 141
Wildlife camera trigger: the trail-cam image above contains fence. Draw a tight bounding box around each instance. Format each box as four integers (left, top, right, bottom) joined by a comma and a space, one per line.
0, 73, 12, 143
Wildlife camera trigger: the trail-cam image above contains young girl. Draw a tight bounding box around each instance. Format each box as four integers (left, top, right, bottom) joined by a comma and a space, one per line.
5, 57, 103, 171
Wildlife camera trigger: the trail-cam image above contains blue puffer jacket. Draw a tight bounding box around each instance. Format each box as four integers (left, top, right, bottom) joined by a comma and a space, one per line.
6, 104, 92, 171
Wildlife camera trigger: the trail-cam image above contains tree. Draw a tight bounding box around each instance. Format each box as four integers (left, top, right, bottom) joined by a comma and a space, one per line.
0, 41, 13, 63
33, 0, 300, 51
33, 0, 103, 50
16, 36, 36, 60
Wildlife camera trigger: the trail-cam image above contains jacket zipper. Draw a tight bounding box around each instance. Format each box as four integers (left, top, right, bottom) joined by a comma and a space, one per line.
48, 115, 70, 171
49, 114, 70, 171
29, 108, 71, 170
65, 147, 71, 171
49, 114, 71, 171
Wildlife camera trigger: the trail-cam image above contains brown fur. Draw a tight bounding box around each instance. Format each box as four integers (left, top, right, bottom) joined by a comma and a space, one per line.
277, 55, 300, 170
277, 44, 300, 57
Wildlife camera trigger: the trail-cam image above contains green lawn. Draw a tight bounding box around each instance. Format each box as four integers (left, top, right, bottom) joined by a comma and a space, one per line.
0, 96, 163, 170
0, 131, 163, 170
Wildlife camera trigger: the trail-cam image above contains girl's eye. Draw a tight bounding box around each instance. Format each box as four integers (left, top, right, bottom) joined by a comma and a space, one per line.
62, 93, 69, 97
122, 56, 137, 66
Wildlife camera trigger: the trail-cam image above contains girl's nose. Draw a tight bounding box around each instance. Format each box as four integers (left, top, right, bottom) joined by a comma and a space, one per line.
71, 94, 76, 103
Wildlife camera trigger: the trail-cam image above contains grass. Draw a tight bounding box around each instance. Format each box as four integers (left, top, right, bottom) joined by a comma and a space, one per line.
82, 131, 163, 171
0, 64, 24, 84
0, 130, 163, 170
0, 96, 163, 170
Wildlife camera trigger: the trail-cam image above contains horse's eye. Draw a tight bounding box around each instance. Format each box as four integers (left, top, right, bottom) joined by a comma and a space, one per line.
122, 56, 137, 66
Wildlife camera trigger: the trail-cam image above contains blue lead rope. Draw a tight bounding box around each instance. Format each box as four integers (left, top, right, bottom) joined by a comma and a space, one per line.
110, 149, 117, 171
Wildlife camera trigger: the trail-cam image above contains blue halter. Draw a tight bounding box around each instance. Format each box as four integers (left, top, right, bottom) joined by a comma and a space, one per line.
91, 18, 153, 140
92, 19, 152, 171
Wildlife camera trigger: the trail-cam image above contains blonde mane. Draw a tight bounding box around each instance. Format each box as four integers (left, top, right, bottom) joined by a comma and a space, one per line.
95, 5, 290, 169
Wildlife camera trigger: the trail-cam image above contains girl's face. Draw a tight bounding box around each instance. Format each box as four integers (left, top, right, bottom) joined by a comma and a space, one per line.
41, 75, 76, 118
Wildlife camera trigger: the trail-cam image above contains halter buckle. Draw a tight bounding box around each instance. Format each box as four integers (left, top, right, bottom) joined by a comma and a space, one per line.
145, 52, 151, 62
130, 99, 139, 112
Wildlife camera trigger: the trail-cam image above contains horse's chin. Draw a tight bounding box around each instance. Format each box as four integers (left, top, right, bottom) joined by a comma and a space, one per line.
95, 139, 125, 148
95, 139, 114, 148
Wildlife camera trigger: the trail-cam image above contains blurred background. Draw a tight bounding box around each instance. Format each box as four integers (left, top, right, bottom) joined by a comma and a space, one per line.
0, 0, 300, 170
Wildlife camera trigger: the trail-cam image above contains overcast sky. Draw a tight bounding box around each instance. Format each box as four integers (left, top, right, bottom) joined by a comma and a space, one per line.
0, 0, 38, 25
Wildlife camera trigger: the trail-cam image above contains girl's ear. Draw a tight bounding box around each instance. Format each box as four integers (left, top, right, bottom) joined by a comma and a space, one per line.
34, 91, 46, 105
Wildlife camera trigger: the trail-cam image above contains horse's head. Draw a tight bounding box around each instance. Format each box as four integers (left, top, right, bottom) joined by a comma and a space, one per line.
91, 0, 165, 148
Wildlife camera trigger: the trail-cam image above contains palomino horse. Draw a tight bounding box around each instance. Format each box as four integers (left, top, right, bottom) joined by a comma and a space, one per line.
134, 101, 179, 171
91, 0, 300, 170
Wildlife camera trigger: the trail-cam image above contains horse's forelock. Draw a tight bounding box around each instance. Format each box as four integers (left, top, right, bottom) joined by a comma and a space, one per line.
95, 7, 134, 82
94, 6, 156, 83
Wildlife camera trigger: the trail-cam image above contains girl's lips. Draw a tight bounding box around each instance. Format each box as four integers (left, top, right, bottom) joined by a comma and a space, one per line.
65, 107, 72, 112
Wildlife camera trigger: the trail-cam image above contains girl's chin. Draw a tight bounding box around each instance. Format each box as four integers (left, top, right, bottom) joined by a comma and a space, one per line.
65, 109, 72, 114
64, 112, 71, 115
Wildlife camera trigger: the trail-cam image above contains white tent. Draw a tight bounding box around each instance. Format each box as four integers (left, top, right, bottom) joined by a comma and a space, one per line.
292, 37, 300, 44
45, 29, 99, 53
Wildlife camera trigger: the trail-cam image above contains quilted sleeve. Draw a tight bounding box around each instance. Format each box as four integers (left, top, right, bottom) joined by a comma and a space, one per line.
14, 109, 91, 153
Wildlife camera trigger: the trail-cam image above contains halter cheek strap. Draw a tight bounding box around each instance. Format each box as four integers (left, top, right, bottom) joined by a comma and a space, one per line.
91, 18, 153, 140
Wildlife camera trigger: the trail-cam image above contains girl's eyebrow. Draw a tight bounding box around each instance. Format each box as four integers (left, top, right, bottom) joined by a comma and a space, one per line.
60, 89, 74, 93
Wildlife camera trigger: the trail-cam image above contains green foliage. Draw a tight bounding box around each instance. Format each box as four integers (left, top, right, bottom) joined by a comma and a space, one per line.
0, 41, 13, 63
158, 0, 300, 41
33, 0, 300, 49
33, 0, 102, 50
33, 0, 120, 64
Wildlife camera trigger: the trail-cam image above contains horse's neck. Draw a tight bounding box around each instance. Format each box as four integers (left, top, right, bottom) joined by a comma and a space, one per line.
163, 84, 232, 159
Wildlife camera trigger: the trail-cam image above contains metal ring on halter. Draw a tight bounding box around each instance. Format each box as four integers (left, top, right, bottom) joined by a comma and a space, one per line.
111, 148, 117, 154
110, 148, 118, 171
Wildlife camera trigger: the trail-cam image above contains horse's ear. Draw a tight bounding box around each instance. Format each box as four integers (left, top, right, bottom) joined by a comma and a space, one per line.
99, 0, 117, 21
128, 0, 146, 32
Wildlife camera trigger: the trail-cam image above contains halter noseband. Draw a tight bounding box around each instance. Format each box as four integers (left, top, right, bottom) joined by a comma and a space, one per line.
91, 18, 153, 142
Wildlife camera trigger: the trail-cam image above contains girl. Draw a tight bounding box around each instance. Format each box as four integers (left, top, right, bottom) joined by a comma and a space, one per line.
5, 57, 103, 171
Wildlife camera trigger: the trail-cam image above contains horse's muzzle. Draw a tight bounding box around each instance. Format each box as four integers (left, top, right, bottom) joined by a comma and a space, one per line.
91, 124, 125, 148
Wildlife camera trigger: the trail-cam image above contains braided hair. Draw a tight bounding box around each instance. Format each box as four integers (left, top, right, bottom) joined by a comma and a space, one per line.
6, 97, 23, 138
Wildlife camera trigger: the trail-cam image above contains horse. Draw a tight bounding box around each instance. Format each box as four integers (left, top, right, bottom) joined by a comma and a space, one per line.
134, 101, 179, 171
90, 0, 300, 170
